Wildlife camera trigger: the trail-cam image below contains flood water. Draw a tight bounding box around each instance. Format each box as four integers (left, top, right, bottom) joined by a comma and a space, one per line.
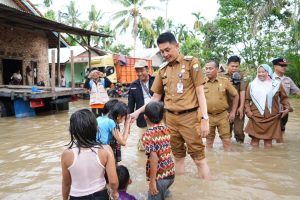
0, 99, 300, 200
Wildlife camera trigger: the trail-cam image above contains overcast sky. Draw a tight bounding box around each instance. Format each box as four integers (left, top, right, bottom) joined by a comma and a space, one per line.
31, 0, 219, 47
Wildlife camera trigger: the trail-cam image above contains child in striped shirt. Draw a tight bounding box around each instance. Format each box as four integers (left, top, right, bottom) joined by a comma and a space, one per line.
142, 101, 175, 200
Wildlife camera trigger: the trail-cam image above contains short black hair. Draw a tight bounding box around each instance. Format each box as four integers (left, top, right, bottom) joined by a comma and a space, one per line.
117, 165, 130, 190
103, 99, 119, 115
206, 59, 219, 69
227, 55, 241, 65
68, 109, 100, 150
157, 32, 177, 45
108, 101, 129, 122
144, 101, 164, 124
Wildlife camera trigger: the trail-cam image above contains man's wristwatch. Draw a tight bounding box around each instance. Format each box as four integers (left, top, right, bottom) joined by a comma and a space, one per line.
201, 114, 209, 120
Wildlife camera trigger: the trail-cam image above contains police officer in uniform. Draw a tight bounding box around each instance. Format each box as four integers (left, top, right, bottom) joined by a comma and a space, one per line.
222, 56, 247, 143
204, 60, 239, 151
131, 32, 211, 179
272, 58, 300, 143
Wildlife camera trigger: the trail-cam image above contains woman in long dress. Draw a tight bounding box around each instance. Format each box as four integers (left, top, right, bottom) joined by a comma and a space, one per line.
244, 64, 291, 148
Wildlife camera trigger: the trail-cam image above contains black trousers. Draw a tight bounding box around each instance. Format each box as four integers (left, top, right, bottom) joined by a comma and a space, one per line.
280, 114, 289, 132
69, 189, 109, 200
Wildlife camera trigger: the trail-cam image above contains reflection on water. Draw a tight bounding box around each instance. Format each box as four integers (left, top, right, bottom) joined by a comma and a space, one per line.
0, 99, 300, 199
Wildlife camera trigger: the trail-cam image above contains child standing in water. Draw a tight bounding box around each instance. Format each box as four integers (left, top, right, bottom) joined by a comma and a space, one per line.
142, 102, 175, 200
61, 109, 119, 200
116, 165, 137, 200
97, 101, 132, 162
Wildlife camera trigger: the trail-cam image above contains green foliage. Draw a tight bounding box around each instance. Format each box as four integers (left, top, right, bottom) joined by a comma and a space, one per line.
111, 0, 159, 53
179, 37, 201, 62
65, 36, 77, 46
285, 53, 300, 87
214, 0, 294, 65
64, 0, 81, 27
109, 44, 132, 56
44, 9, 56, 21
43, 0, 52, 7
97, 25, 116, 49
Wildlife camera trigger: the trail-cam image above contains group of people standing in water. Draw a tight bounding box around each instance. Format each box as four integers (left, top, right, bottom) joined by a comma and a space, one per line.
60, 31, 300, 200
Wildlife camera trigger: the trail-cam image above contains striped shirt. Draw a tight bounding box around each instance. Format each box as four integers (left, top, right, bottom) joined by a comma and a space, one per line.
142, 124, 175, 180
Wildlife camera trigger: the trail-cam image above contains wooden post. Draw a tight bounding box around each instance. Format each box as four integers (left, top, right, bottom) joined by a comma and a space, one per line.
51, 49, 55, 92
57, 32, 61, 87
71, 50, 75, 89
88, 36, 91, 69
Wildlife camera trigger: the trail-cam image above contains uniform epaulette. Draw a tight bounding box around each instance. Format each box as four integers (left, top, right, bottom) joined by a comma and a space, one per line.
159, 61, 168, 69
183, 56, 193, 61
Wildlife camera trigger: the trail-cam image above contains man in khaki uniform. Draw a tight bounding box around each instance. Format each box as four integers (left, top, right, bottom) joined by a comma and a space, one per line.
131, 32, 211, 179
204, 60, 239, 151
222, 56, 247, 143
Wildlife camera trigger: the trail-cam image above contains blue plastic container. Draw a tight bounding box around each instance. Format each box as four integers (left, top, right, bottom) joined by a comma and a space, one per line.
14, 99, 36, 118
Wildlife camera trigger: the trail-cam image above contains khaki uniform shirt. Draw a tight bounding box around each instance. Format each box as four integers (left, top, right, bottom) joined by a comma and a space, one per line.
221, 72, 247, 109
204, 76, 238, 115
222, 72, 247, 91
151, 54, 204, 112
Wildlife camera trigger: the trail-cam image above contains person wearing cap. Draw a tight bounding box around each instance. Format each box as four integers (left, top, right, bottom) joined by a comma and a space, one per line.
204, 60, 239, 151
84, 69, 112, 117
272, 58, 299, 143
128, 60, 155, 151
245, 64, 291, 148
131, 32, 211, 179
222, 56, 247, 144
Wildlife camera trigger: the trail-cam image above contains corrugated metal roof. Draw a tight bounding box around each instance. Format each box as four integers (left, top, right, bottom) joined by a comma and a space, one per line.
0, 3, 111, 37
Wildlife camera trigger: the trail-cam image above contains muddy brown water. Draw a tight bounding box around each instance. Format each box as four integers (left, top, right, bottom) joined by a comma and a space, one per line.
0, 99, 299, 200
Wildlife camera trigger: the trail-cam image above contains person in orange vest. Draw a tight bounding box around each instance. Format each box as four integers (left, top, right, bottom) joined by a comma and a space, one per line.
84, 70, 112, 117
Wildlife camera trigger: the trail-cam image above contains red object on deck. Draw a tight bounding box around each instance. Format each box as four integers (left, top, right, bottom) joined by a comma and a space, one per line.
71, 95, 78, 102
30, 99, 45, 108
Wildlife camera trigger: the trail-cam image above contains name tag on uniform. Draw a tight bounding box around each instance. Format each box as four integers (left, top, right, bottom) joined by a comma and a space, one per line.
177, 82, 183, 93
130, 87, 137, 90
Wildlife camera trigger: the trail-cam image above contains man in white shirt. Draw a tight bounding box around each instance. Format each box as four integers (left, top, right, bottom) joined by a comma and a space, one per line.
128, 60, 155, 151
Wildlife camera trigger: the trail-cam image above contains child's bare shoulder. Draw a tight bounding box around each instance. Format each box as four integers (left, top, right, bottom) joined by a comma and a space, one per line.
61, 149, 74, 167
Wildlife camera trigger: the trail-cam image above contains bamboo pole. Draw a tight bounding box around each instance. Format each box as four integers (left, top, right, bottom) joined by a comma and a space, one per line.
51, 49, 55, 92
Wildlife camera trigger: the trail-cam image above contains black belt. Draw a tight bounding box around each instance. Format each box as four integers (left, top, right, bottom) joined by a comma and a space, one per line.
166, 107, 198, 115
70, 189, 108, 199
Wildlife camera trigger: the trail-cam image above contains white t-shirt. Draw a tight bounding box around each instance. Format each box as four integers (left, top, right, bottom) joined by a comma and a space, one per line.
141, 81, 151, 105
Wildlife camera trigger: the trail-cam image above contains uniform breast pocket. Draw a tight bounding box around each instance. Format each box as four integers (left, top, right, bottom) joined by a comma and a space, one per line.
182, 72, 190, 86
219, 87, 226, 92
284, 82, 291, 88
162, 78, 168, 92
162, 78, 168, 86
204, 86, 209, 93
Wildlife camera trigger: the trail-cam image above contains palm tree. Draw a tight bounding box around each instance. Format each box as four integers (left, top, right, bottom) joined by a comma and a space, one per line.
64, 0, 80, 27
88, 5, 104, 32
153, 16, 165, 34
97, 25, 116, 49
192, 11, 205, 32
138, 19, 156, 48
174, 24, 188, 43
86, 5, 105, 45
111, 0, 159, 55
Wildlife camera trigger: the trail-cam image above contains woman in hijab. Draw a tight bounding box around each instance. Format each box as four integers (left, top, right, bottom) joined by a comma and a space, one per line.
244, 64, 291, 148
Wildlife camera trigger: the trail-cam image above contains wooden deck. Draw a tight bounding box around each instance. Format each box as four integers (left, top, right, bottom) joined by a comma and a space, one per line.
0, 85, 84, 99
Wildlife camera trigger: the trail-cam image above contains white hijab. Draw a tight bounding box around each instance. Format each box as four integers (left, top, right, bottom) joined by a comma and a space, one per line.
250, 64, 280, 115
